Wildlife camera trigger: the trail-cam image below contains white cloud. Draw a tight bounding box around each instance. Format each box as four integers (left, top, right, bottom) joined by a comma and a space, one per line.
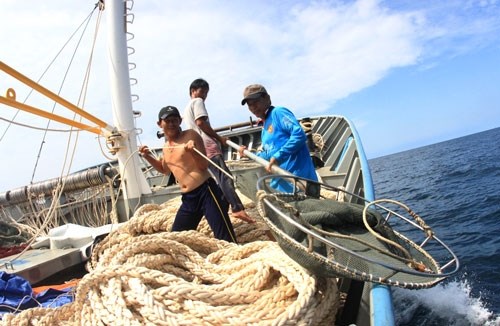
130, 0, 428, 120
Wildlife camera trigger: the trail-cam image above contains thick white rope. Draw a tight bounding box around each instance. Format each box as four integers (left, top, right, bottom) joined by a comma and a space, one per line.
1, 194, 340, 325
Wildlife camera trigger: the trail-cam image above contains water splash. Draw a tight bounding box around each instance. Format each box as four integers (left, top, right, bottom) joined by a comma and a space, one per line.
393, 279, 500, 326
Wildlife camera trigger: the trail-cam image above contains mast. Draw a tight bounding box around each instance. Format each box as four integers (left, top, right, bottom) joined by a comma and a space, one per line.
106, 0, 151, 206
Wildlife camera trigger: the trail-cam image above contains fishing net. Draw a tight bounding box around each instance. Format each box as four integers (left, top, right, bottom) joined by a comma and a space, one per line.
255, 175, 459, 289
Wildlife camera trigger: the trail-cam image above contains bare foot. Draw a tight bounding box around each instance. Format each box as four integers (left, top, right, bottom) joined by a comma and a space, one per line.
232, 210, 256, 223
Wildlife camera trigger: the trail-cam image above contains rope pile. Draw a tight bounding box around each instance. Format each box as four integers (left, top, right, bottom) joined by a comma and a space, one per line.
1, 193, 340, 325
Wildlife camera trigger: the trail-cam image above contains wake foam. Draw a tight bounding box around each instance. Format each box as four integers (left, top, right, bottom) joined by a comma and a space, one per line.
393, 278, 499, 326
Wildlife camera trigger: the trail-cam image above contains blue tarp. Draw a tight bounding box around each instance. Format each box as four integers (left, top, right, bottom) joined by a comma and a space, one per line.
0, 271, 74, 319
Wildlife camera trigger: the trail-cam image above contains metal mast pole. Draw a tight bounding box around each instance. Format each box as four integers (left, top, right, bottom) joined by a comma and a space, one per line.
106, 0, 151, 206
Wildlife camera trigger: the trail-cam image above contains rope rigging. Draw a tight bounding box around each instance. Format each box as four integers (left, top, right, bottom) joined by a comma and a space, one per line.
0, 3, 130, 232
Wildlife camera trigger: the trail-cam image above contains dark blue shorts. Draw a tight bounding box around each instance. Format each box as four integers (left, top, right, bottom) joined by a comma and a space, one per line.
172, 177, 237, 243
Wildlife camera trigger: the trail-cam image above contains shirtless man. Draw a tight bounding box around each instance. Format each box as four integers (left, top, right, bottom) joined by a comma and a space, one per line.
139, 105, 237, 242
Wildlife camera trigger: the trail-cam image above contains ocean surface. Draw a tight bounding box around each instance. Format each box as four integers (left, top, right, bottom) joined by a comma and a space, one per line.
369, 127, 500, 326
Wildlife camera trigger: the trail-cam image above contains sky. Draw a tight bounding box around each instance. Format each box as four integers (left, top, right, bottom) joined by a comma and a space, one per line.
1, 0, 500, 192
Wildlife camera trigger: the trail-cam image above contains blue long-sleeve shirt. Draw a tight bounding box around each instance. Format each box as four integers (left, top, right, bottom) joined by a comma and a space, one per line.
258, 106, 317, 192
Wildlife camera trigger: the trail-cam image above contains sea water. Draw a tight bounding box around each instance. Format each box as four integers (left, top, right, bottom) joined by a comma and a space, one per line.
369, 127, 500, 326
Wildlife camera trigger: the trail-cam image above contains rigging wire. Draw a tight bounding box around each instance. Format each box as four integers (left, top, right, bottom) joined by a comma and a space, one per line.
0, 116, 76, 132
30, 7, 100, 185
40, 6, 107, 248
57, 5, 106, 181
1, 3, 108, 263
1, 0, 144, 225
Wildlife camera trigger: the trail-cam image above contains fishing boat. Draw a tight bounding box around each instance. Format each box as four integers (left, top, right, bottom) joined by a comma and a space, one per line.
0, 1, 459, 325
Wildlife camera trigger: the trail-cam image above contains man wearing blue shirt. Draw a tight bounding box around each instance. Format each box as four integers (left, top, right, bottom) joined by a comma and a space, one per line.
240, 84, 319, 196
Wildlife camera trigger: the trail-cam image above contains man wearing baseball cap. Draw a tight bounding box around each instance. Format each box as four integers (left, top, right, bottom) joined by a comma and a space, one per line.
139, 105, 238, 242
240, 84, 319, 196
158, 105, 181, 121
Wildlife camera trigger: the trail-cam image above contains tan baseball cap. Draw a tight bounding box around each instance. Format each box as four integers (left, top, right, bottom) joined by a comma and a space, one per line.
241, 84, 268, 105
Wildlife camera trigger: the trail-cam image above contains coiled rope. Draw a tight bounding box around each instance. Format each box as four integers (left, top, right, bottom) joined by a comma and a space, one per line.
1, 193, 340, 325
